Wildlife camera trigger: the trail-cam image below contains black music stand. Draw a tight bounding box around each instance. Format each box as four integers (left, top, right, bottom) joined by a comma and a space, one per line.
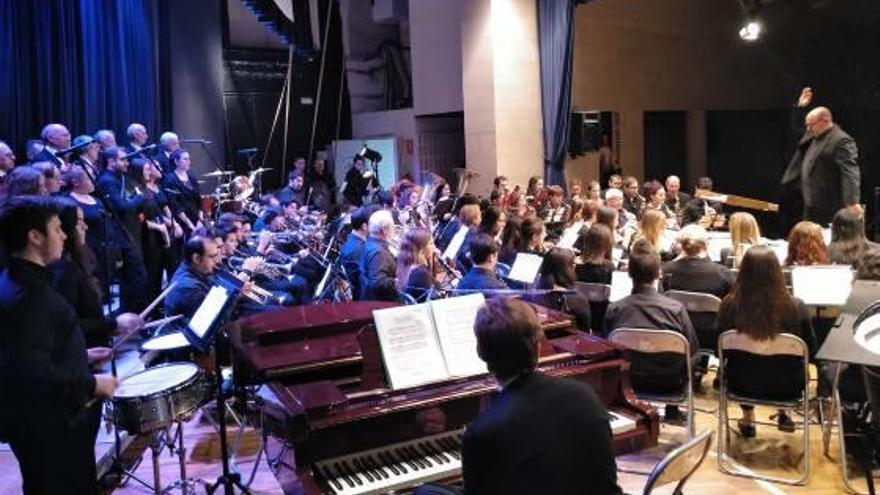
179, 272, 252, 495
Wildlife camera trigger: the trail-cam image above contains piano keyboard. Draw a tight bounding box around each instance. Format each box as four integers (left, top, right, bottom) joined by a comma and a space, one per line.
313, 411, 638, 495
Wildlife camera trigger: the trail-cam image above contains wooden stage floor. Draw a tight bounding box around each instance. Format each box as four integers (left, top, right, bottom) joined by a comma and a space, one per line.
0, 369, 875, 494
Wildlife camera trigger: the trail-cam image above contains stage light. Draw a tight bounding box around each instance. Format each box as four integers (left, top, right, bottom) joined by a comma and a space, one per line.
739, 20, 762, 41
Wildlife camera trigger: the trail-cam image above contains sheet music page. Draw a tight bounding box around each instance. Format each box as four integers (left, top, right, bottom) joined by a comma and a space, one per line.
557, 221, 584, 250
761, 240, 788, 265
508, 253, 544, 284
610, 271, 633, 302
188, 286, 230, 339
442, 226, 470, 261
791, 265, 854, 306
373, 304, 450, 389
430, 294, 488, 378
612, 247, 624, 265
662, 229, 678, 252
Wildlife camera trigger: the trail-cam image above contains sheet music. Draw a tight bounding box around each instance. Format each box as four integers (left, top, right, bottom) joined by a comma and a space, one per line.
612, 247, 624, 265
442, 226, 470, 261
188, 285, 230, 339
508, 253, 544, 284
610, 271, 633, 302
791, 265, 854, 306
557, 221, 584, 250
373, 304, 450, 389
430, 294, 488, 377
662, 229, 678, 252
762, 240, 788, 265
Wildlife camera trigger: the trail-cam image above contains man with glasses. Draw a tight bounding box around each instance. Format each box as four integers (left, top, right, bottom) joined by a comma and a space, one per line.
782, 86, 861, 228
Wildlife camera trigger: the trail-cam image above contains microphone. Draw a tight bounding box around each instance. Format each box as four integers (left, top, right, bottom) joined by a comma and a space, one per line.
54, 140, 92, 156
237, 147, 258, 155
180, 139, 212, 145
123, 143, 159, 160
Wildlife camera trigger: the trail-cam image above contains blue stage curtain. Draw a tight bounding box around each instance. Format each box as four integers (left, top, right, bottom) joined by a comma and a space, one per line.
0, 0, 159, 153
536, 0, 576, 188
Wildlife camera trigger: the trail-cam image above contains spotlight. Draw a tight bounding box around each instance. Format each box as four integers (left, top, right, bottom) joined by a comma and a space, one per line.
739, 20, 762, 41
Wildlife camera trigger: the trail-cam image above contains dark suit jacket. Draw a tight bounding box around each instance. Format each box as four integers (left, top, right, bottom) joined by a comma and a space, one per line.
153, 150, 174, 175
458, 266, 509, 292
32, 147, 64, 167
359, 236, 399, 301
339, 234, 366, 300
463, 372, 622, 495
781, 123, 859, 225
661, 256, 734, 299
665, 191, 692, 214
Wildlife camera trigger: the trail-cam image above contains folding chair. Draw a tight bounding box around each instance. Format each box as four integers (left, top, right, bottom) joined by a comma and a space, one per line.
716, 330, 810, 485
642, 430, 714, 495
608, 328, 695, 438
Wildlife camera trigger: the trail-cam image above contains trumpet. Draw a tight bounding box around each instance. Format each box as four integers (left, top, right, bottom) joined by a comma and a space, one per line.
218, 267, 284, 306
228, 255, 296, 277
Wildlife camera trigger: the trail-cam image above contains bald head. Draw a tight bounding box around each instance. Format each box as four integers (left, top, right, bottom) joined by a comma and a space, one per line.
40, 124, 72, 149
806, 106, 833, 137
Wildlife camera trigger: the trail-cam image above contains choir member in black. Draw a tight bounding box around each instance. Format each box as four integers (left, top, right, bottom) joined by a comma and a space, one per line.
576, 223, 615, 284
664, 175, 691, 215
162, 148, 204, 235
306, 158, 336, 213
661, 224, 734, 355
359, 209, 398, 301
538, 185, 571, 241
125, 123, 150, 154
828, 207, 878, 267
457, 233, 509, 292
603, 239, 699, 421
0, 140, 15, 199
34, 123, 71, 167
537, 248, 592, 331
460, 297, 622, 495
65, 165, 116, 296
6, 166, 47, 196
32, 161, 61, 195
277, 170, 306, 205
339, 205, 378, 301
50, 198, 144, 348
71, 134, 102, 182
341, 155, 378, 207
138, 161, 182, 301
25, 139, 44, 163
94, 129, 117, 149
154, 131, 180, 175
716, 245, 816, 437
96, 146, 149, 312
0, 196, 117, 495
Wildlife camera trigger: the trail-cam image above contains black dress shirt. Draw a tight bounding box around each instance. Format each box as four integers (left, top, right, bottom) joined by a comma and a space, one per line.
50, 255, 114, 348
661, 256, 734, 299
162, 171, 202, 233
463, 371, 622, 495
576, 260, 614, 285
164, 263, 213, 319
359, 236, 398, 301
0, 258, 95, 430
96, 168, 143, 243
603, 285, 699, 393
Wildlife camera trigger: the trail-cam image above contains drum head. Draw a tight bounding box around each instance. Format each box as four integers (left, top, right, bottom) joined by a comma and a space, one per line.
141, 332, 191, 352
116, 363, 200, 398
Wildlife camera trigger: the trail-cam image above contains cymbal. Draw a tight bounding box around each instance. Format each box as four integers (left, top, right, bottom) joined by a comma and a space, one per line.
202, 170, 234, 177
250, 167, 274, 174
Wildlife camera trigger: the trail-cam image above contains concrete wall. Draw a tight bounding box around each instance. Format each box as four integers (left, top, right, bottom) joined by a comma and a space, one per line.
409, 0, 466, 116
567, 0, 794, 184
351, 108, 418, 177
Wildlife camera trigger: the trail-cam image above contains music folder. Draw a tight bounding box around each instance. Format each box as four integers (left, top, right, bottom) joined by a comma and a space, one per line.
507, 252, 544, 285
182, 270, 243, 351
372, 294, 488, 390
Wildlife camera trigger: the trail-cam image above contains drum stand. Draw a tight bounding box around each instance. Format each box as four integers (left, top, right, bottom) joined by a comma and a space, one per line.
146, 418, 208, 495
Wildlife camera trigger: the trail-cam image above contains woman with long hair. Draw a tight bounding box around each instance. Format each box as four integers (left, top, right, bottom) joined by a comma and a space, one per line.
498, 215, 522, 266
785, 221, 829, 266
517, 217, 547, 255
161, 149, 203, 235
395, 228, 438, 301
630, 209, 670, 259
139, 161, 182, 300
576, 224, 615, 284
306, 158, 336, 214
717, 245, 816, 437
724, 212, 761, 267
63, 165, 116, 293
537, 247, 591, 330
642, 180, 676, 226
828, 208, 875, 266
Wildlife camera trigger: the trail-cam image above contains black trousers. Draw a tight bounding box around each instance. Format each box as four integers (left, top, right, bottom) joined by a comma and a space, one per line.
8, 405, 102, 495
119, 238, 149, 313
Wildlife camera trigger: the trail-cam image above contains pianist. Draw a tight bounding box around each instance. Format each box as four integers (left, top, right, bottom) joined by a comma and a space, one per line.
418, 297, 623, 495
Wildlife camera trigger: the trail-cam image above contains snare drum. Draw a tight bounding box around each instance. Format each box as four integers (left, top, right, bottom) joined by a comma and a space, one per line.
141, 332, 193, 366
113, 363, 211, 434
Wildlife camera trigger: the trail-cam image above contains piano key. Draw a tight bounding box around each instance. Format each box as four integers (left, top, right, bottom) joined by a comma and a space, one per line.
378, 450, 405, 474
427, 440, 452, 463
351, 458, 374, 482
364, 455, 390, 478
420, 441, 447, 464
395, 447, 420, 470
339, 461, 362, 486
406, 445, 430, 468
333, 462, 355, 488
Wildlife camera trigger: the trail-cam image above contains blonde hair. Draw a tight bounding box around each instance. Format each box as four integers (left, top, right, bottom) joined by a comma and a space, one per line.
639, 209, 666, 253
458, 204, 481, 227
729, 212, 761, 259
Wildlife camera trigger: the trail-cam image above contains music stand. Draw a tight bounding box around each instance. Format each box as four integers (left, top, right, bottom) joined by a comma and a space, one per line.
179, 272, 251, 494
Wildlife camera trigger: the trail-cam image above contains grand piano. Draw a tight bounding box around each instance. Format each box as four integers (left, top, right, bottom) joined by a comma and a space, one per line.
230, 301, 659, 494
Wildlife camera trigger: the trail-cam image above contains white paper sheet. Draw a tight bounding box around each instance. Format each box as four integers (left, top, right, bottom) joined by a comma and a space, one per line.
791, 265, 854, 306
188, 285, 231, 339
430, 294, 488, 378
373, 304, 450, 389
508, 252, 544, 284
610, 271, 633, 302
557, 221, 585, 250
442, 225, 470, 261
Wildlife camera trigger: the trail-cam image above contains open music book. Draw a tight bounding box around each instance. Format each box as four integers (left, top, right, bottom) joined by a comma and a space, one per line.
507, 252, 544, 284
791, 265, 854, 306
372, 294, 489, 390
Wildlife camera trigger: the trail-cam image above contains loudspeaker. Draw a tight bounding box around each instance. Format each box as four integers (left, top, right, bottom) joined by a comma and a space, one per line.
569, 111, 603, 155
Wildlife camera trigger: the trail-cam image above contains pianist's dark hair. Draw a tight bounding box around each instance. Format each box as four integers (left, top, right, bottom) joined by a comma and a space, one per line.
0, 195, 60, 255
474, 297, 541, 380
627, 239, 660, 286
